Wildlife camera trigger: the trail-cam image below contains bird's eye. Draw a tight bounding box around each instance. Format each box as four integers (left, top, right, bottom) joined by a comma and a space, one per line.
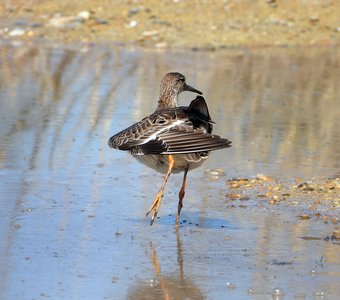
178, 77, 185, 83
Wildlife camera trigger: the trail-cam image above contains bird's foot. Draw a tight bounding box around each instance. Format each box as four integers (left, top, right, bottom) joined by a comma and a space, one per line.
146, 191, 164, 225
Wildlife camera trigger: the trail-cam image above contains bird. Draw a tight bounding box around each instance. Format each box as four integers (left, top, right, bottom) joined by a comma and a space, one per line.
108, 72, 232, 226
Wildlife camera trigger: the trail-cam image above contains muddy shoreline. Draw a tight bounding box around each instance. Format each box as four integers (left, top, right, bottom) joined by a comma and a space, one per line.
225, 175, 340, 226
1, 0, 339, 49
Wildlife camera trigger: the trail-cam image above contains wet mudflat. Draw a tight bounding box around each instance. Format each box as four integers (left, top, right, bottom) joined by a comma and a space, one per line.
0, 44, 339, 299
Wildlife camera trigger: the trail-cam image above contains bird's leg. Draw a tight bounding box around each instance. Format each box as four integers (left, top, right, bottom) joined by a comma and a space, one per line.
146, 155, 175, 225
175, 166, 189, 226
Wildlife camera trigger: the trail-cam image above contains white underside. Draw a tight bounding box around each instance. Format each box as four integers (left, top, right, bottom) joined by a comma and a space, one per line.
133, 154, 206, 174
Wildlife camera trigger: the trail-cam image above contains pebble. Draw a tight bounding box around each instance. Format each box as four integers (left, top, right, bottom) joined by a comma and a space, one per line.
226, 282, 236, 289
128, 20, 137, 28
256, 173, 275, 181
152, 19, 171, 26
128, 7, 142, 18
247, 288, 254, 295
205, 168, 225, 177
309, 16, 319, 24
226, 193, 241, 200
95, 19, 109, 25
142, 30, 158, 37
272, 287, 285, 298
8, 28, 25, 36
78, 11, 91, 20
48, 15, 84, 29
332, 228, 340, 239
299, 214, 312, 220
155, 42, 168, 48
297, 182, 314, 191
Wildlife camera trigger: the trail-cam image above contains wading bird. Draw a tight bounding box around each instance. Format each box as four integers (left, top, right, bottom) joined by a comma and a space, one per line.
108, 72, 231, 226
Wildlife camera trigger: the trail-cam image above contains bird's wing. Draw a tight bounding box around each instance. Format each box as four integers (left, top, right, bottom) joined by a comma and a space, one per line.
149, 124, 231, 154
108, 114, 230, 155
108, 97, 232, 155
108, 110, 185, 151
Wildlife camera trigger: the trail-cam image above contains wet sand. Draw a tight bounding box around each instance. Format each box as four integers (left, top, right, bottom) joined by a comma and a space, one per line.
0, 0, 339, 48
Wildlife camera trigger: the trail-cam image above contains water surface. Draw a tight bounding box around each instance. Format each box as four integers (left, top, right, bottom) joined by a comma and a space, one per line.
0, 44, 339, 299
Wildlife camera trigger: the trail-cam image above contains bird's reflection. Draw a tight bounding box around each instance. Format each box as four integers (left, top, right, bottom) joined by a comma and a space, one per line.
126, 229, 204, 300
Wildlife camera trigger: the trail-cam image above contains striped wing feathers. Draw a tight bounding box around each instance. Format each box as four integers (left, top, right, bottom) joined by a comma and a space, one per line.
108, 109, 231, 155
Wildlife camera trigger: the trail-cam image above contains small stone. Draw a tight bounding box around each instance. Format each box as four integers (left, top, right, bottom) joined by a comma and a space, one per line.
256, 174, 275, 181
269, 199, 276, 205
8, 28, 25, 36
48, 15, 84, 29
272, 287, 284, 297
143, 30, 158, 37
128, 7, 141, 18
31, 23, 43, 28
247, 288, 254, 295
128, 20, 137, 28
309, 16, 319, 24
226, 282, 236, 289
152, 19, 171, 26
95, 18, 109, 25
229, 182, 240, 188
78, 11, 91, 20
205, 168, 225, 177
297, 182, 314, 191
239, 196, 250, 201
332, 229, 340, 239
155, 42, 168, 48
226, 193, 241, 200
299, 214, 311, 220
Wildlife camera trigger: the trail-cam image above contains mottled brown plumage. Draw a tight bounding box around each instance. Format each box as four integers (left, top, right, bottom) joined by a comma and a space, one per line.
108, 72, 231, 225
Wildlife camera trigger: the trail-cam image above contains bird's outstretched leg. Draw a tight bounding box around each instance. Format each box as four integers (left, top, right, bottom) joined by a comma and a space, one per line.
146, 155, 175, 225
175, 166, 189, 226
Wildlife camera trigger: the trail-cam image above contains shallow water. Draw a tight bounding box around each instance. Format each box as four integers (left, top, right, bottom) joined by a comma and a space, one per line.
0, 44, 339, 300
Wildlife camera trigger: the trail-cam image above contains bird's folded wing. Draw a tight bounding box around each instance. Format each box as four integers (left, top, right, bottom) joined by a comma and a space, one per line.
134, 124, 231, 155
108, 111, 231, 155
151, 125, 231, 154
108, 113, 182, 150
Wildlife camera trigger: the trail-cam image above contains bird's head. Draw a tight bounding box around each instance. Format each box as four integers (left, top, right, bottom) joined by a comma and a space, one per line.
158, 72, 202, 109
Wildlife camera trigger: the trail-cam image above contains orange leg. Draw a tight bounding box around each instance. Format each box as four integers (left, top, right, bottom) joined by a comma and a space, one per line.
175, 166, 189, 226
146, 155, 175, 225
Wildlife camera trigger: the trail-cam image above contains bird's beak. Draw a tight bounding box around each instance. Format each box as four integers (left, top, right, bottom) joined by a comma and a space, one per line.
184, 84, 202, 95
